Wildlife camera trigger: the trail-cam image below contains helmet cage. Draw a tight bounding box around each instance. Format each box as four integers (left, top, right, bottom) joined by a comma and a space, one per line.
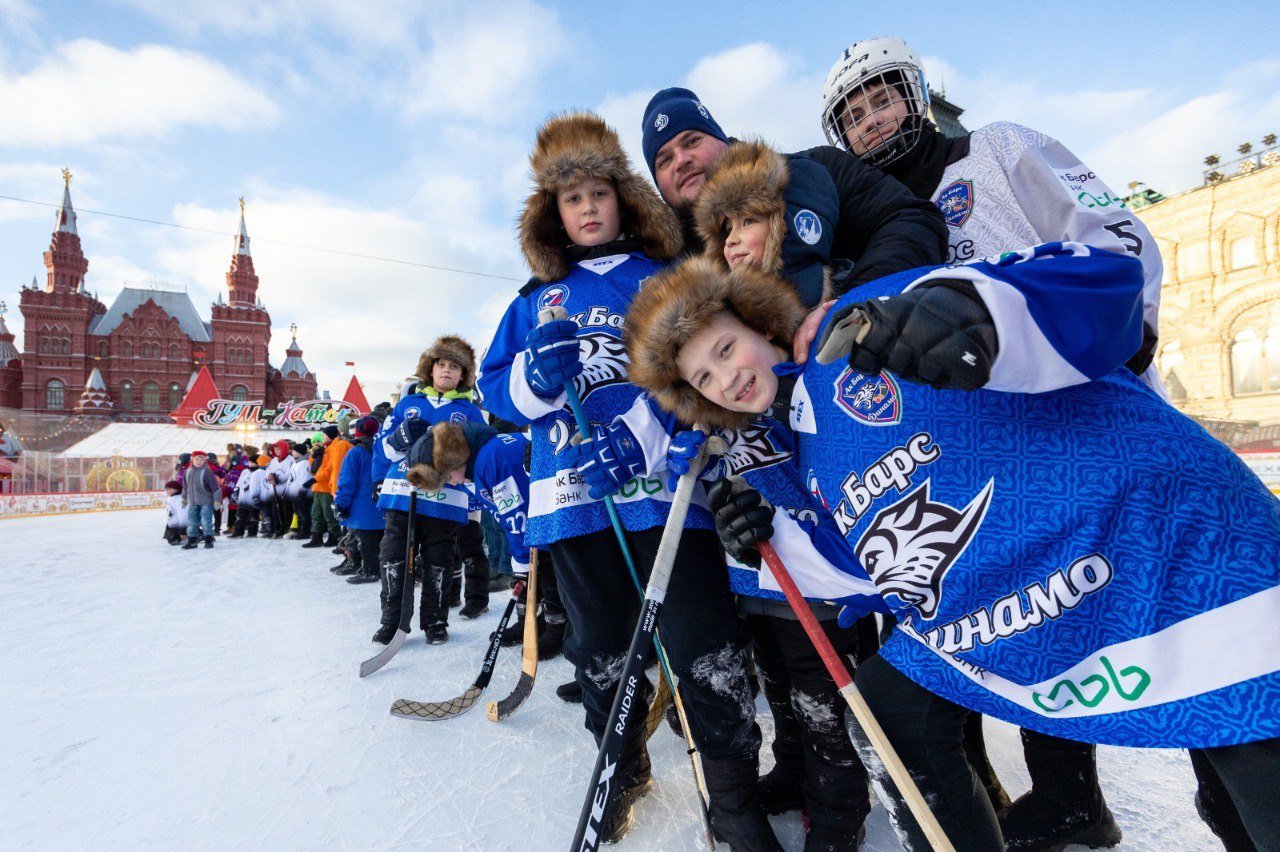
822, 62, 929, 167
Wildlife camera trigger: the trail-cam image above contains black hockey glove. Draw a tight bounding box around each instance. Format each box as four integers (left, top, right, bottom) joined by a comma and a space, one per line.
707, 479, 774, 569
387, 417, 430, 454
818, 279, 997, 391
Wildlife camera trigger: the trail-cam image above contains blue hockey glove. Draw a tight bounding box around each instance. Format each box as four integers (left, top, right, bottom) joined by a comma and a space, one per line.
707, 479, 773, 568
817, 279, 997, 391
524, 320, 582, 398
387, 417, 430, 454
665, 429, 724, 491
563, 419, 646, 501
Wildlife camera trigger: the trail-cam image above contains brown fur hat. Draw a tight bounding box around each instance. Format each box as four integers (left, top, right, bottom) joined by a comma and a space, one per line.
624, 256, 808, 430
405, 422, 472, 492
415, 335, 477, 390
694, 140, 788, 275
520, 111, 683, 282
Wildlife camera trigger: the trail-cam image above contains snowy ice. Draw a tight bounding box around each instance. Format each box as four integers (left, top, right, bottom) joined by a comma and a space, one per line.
1, 510, 1220, 849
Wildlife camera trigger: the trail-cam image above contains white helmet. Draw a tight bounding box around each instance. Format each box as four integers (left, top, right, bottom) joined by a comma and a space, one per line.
821, 36, 930, 166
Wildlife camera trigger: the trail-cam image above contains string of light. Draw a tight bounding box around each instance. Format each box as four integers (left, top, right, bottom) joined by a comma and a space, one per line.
0, 193, 524, 283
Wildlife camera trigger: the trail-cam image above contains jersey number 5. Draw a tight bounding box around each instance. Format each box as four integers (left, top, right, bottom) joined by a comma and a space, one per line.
1103, 219, 1143, 256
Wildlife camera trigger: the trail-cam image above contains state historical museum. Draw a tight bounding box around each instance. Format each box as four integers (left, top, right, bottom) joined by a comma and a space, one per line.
0, 172, 317, 420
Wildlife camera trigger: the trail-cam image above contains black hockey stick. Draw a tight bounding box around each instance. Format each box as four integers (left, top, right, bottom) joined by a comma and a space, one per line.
487, 549, 540, 722
390, 581, 525, 721
359, 490, 418, 677
570, 441, 711, 851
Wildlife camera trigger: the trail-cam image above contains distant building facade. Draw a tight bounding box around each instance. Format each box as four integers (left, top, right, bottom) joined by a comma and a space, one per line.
0, 175, 317, 420
1138, 145, 1280, 425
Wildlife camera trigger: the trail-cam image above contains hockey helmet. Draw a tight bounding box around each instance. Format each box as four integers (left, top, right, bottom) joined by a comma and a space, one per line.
820, 36, 930, 166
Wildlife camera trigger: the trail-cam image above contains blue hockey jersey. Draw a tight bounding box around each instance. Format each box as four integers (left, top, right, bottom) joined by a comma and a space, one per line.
372, 389, 485, 524
471, 433, 534, 575
478, 252, 712, 547
790, 243, 1280, 748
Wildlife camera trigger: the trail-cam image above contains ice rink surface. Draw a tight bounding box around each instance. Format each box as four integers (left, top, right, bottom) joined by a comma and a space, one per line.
1, 509, 1219, 849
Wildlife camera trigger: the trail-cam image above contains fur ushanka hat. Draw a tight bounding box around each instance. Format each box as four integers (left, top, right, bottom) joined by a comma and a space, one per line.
693, 140, 839, 308
415, 335, 477, 390
520, 111, 682, 282
405, 421, 497, 492
624, 256, 808, 430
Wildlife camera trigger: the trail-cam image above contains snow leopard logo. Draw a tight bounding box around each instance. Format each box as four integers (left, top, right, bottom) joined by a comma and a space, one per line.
855, 478, 994, 620
722, 425, 791, 476
793, 209, 822, 245
571, 331, 629, 402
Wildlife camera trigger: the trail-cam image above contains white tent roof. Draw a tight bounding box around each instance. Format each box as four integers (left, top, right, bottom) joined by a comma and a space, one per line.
61, 423, 315, 458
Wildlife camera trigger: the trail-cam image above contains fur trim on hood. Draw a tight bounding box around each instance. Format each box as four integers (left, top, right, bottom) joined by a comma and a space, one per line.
405, 421, 496, 492
416, 334, 478, 390
694, 140, 789, 276
623, 256, 808, 430
520, 111, 682, 282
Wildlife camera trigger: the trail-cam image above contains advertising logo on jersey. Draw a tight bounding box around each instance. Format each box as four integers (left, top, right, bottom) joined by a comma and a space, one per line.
537, 285, 570, 312
936, 179, 974, 228
834, 368, 902, 426
793, 209, 822, 245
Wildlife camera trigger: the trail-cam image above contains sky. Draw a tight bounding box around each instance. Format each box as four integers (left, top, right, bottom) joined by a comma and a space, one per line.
2, 1, 1278, 403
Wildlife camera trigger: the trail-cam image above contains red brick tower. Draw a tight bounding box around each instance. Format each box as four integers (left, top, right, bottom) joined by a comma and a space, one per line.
19, 169, 107, 411
0, 302, 23, 408
209, 198, 271, 402
267, 323, 318, 406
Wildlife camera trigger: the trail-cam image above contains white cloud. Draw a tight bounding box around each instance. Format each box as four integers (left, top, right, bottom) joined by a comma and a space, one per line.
0, 39, 279, 147
404, 1, 565, 123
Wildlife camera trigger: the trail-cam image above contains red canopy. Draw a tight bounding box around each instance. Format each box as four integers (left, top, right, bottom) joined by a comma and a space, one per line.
341, 375, 371, 415
170, 366, 223, 425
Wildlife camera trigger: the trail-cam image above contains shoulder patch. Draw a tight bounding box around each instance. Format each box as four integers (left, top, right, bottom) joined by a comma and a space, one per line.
537, 284, 571, 311
936, 179, 974, 228
833, 369, 902, 427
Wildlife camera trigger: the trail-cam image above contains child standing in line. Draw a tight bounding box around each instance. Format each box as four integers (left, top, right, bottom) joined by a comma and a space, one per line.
163, 479, 186, 546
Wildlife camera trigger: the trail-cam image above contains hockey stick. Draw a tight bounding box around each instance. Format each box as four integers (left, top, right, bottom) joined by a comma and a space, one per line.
569, 434, 715, 852
359, 490, 418, 677
538, 307, 715, 847
741, 493, 955, 851
390, 581, 525, 721
487, 548, 540, 721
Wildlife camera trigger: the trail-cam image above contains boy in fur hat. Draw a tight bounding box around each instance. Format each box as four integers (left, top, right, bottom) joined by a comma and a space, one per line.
370, 335, 484, 645
478, 111, 771, 848
626, 250, 1280, 850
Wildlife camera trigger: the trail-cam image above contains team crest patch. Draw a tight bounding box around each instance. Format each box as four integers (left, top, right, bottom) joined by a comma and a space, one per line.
654, 113, 669, 131
449, 411, 468, 423
537, 285, 570, 311
834, 368, 902, 426
404, 406, 422, 420
936, 179, 974, 228
793, 209, 822, 245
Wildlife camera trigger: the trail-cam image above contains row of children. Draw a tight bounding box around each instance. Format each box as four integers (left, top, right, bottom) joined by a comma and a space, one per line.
387, 36, 1276, 852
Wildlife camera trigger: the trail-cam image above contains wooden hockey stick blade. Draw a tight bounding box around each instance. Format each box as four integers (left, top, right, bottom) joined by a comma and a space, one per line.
487, 552, 540, 722
814, 306, 872, 365
390, 685, 485, 721
359, 628, 408, 678
644, 670, 673, 740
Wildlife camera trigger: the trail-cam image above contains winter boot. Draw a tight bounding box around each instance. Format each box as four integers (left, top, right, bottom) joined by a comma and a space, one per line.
999, 729, 1122, 851
288, 531, 306, 540
425, 623, 449, 645
167, 534, 182, 546
301, 532, 325, 548
334, 561, 359, 577
701, 754, 783, 852
229, 528, 245, 539
803, 823, 865, 852
347, 565, 379, 584
182, 537, 199, 550
323, 533, 339, 548
964, 712, 1013, 811
556, 680, 583, 703
459, 601, 488, 619
204, 536, 214, 548
537, 613, 566, 660
756, 763, 805, 815
372, 623, 398, 645
500, 603, 527, 647
597, 725, 654, 844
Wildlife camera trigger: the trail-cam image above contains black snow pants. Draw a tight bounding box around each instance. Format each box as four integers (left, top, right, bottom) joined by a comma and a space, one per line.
747, 612, 870, 837
453, 518, 490, 610
550, 525, 760, 761
378, 509, 460, 631
1190, 737, 1280, 850
293, 492, 312, 536
348, 528, 383, 575
233, 506, 260, 537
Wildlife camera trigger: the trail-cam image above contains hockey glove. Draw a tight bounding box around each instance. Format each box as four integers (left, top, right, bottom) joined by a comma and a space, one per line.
563, 418, 646, 501
818, 279, 997, 391
387, 417, 430, 455
524, 320, 583, 398
665, 430, 724, 492
707, 478, 773, 568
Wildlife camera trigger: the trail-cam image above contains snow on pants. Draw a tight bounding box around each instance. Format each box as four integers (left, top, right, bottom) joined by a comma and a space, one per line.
746, 612, 871, 834
454, 519, 490, 610
855, 654, 1003, 852
292, 492, 312, 535
311, 491, 339, 537
186, 503, 215, 539
1190, 737, 1280, 850
550, 526, 760, 761
233, 506, 260, 536
378, 509, 460, 630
